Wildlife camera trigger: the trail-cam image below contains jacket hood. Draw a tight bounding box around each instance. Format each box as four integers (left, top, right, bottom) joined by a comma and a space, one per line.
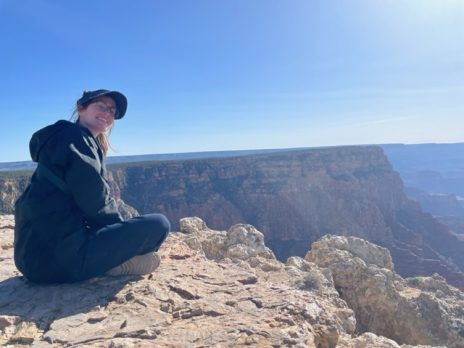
29, 120, 76, 162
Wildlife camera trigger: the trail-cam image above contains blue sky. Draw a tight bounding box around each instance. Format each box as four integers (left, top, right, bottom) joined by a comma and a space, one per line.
1, 0, 463, 162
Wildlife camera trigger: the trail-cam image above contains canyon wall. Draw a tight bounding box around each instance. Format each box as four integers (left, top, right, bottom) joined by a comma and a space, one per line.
0, 174, 30, 214
108, 146, 464, 290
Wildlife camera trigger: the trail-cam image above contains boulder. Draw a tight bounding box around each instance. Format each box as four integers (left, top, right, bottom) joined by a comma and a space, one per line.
306, 235, 464, 348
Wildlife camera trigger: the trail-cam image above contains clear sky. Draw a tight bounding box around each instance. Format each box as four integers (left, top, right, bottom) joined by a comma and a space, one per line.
1, 0, 463, 162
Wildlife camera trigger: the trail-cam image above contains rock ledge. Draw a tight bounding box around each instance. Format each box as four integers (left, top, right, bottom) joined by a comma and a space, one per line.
1, 215, 462, 347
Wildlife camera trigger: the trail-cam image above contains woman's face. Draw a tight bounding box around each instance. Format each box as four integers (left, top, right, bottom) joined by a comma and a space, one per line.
77, 96, 116, 137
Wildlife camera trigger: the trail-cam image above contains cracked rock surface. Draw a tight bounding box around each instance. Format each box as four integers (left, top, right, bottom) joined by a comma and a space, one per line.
1, 215, 460, 347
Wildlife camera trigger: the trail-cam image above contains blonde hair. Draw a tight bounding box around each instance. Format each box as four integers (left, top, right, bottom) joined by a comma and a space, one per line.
71, 107, 114, 157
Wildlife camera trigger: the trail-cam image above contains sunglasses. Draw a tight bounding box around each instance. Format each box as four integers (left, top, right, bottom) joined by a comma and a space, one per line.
91, 101, 119, 118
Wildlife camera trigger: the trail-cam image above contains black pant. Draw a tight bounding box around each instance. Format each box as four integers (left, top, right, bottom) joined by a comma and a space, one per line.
78, 213, 170, 281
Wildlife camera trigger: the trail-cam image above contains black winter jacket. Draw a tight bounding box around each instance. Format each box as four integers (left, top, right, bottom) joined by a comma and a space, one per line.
14, 120, 123, 283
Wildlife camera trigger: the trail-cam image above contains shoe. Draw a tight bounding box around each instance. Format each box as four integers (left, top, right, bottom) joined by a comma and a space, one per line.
106, 252, 161, 276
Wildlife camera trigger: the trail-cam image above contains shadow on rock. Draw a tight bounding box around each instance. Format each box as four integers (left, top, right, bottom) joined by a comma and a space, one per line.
0, 274, 139, 336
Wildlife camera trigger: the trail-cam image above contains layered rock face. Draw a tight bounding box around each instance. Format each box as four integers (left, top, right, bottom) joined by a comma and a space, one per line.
0, 175, 29, 214
109, 147, 464, 290
0, 172, 136, 220
2, 214, 462, 347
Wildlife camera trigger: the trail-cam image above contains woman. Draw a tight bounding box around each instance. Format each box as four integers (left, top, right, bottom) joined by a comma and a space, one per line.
14, 89, 170, 284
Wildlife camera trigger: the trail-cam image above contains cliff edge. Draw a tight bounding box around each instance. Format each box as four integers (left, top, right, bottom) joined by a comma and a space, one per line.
1, 215, 462, 348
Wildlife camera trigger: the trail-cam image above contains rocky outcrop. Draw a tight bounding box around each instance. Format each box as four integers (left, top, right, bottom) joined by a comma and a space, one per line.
1, 214, 352, 347
1, 215, 461, 347
306, 235, 464, 347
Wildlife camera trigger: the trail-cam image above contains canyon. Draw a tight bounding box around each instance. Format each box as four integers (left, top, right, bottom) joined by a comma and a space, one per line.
382, 143, 464, 237
1, 145, 464, 290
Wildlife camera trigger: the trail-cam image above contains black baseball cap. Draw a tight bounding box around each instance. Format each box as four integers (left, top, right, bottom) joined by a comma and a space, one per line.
77, 89, 128, 119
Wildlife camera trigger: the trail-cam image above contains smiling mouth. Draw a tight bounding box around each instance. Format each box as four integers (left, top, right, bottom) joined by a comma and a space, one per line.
96, 117, 108, 125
